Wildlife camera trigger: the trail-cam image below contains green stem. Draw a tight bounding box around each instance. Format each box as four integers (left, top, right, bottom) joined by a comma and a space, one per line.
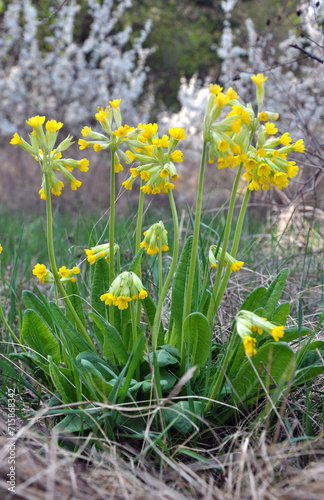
204, 325, 238, 414
158, 225, 163, 299
130, 301, 140, 380
135, 180, 145, 254
206, 163, 243, 323
135, 180, 145, 326
151, 190, 179, 350
214, 187, 251, 311
109, 150, 116, 326
185, 141, 207, 319
44, 173, 95, 350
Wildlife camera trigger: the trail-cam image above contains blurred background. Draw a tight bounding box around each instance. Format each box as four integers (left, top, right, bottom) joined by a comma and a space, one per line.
0, 0, 323, 245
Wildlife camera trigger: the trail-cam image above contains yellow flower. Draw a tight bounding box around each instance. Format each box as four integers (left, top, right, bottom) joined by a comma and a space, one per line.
72, 266, 80, 274
33, 263, 48, 282
170, 150, 184, 162
78, 159, 89, 172
280, 132, 292, 146
218, 140, 229, 152
81, 126, 91, 136
114, 296, 132, 310
78, 139, 90, 150
109, 99, 121, 110
293, 139, 305, 153
10, 133, 22, 145
161, 135, 170, 147
271, 326, 285, 342
113, 125, 130, 137
248, 180, 260, 191
70, 179, 82, 191
169, 127, 186, 141
59, 266, 70, 278
0, 244, 2, 254
26, 115, 46, 128
265, 122, 278, 135
251, 74, 268, 88
95, 109, 107, 122
259, 112, 268, 121
230, 261, 244, 273
209, 84, 223, 95
243, 336, 257, 357
226, 87, 238, 100
46, 120, 63, 133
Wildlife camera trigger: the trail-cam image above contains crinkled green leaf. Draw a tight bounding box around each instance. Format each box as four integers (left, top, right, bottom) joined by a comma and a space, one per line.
258, 268, 289, 319
50, 302, 90, 354
183, 312, 211, 368
230, 342, 295, 404
22, 290, 54, 330
21, 309, 60, 366
48, 355, 76, 403
89, 311, 128, 365
65, 280, 86, 328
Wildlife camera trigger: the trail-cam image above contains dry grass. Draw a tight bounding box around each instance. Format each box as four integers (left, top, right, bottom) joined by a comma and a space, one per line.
1, 409, 323, 500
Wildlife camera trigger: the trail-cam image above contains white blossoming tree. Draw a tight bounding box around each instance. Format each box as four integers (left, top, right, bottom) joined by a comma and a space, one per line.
0, 0, 152, 136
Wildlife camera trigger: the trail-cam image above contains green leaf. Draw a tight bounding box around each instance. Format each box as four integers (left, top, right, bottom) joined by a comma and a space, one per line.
148, 348, 179, 367
8, 352, 50, 376
52, 413, 96, 434
170, 236, 199, 345
292, 365, 324, 386
298, 342, 324, 369
183, 312, 211, 368
270, 302, 290, 325
142, 294, 164, 347
258, 268, 289, 319
21, 309, 60, 366
65, 280, 86, 328
128, 247, 145, 274
22, 290, 54, 329
164, 401, 203, 434
118, 334, 146, 404
50, 302, 90, 354
230, 342, 295, 404
90, 258, 110, 339
239, 286, 266, 312
48, 355, 76, 403
89, 312, 129, 365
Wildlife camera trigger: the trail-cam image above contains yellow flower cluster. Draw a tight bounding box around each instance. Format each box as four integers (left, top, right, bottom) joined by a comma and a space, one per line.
121, 124, 186, 195
204, 75, 305, 192
78, 100, 138, 166
208, 245, 244, 273
100, 271, 148, 310
32, 263, 80, 283
84, 243, 119, 265
140, 221, 169, 255
235, 310, 285, 357
10, 117, 88, 199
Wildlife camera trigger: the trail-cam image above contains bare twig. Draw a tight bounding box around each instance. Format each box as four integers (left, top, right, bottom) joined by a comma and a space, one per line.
38, 0, 69, 23
289, 44, 323, 64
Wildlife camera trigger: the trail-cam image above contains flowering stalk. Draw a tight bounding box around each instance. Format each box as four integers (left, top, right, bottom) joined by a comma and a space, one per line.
151, 191, 179, 350
214, 187, 251, 311
206, 162, 243, 323
184, 141, 207, 319
44, 172, 94, 350
135, 180, 145, 326
203, 324, 238, 414
109, 149, 116, 326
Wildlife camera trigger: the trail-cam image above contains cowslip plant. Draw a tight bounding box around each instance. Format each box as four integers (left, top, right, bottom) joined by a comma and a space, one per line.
3, 75, 323, 441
